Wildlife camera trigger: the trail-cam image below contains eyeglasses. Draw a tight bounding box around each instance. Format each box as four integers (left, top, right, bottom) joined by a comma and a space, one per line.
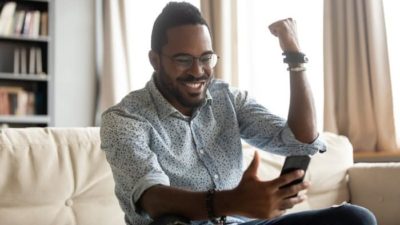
161, 52, 219, 70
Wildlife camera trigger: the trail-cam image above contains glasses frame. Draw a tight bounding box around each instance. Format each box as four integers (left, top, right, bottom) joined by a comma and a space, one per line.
160, 52, 219, 70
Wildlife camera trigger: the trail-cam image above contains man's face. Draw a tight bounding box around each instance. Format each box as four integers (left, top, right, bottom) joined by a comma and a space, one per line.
154, 24, 214, 115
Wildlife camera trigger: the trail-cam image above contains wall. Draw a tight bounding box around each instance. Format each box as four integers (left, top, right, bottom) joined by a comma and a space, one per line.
54, 0, 96, 126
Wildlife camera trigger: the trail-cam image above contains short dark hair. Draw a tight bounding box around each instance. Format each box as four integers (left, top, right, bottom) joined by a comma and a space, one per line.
151, 2, 209, 53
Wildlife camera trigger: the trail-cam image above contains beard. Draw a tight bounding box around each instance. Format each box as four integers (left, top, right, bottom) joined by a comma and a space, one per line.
156, 66, 212, 108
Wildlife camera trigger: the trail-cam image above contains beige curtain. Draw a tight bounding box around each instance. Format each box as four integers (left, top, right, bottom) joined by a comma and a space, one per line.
324, 0, 398, 151
201, 0, 239, 86
96, 0, 131, 124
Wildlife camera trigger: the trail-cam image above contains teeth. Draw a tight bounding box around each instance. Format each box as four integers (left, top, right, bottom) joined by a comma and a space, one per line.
185, 82, 203, 88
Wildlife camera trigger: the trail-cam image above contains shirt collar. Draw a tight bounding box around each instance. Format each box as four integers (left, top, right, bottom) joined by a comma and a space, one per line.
146, 74, 213, 120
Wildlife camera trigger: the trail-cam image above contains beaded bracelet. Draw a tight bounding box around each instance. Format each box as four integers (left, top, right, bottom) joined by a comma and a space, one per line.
206, 189, 226, 225
287, 65, 306, 72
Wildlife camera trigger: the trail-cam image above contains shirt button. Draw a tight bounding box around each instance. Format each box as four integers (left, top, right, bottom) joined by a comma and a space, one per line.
65, 199, 73, 207
214, 174, 219, 179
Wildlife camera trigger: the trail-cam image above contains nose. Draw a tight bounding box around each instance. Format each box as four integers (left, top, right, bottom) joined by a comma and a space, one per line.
188, 58, 205, 76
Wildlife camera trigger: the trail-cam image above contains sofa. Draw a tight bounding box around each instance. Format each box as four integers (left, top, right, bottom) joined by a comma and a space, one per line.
0, 127, 399, 225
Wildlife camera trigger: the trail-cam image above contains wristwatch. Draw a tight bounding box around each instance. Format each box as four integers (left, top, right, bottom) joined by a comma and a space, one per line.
282, 52, 309, 64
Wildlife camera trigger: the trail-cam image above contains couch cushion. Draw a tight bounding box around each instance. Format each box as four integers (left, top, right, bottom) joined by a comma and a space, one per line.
0, 127, 124, 225
243, 132, 353, 213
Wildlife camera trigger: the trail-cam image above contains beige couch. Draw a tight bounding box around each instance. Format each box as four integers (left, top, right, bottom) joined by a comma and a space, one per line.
0, 128, 399, 225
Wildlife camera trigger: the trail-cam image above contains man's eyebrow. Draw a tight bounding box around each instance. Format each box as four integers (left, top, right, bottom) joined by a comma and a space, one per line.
171, 51, 215, 57
171, 53, 192, 57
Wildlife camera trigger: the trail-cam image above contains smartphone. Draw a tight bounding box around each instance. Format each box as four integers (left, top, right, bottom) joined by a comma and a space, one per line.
279, 155, 311, 191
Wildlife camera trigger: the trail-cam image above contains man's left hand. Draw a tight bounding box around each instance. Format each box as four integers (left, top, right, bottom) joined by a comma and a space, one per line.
268, 18, 301, 52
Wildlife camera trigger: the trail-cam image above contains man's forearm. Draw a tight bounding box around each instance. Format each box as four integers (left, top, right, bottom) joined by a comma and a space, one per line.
139, 185, 237, 220
287, 71, 318, 143
139, 153, 310, 221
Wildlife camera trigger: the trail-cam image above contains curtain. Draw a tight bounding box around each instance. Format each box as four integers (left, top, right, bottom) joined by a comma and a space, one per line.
201, 0, 239, 86
95, 0, 131, 125
324, 0, 398, 151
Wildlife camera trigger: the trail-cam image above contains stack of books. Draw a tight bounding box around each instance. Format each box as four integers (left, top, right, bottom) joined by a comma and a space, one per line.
0, 87, 36, 115
0, 1, 48, 37
13, 47, 45, 75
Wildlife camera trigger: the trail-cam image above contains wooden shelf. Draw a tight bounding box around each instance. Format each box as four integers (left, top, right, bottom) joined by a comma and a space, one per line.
0, 72, 48, 81
0, 115, 50, 124
0, 34, 49, 43
20, 0, 49, 2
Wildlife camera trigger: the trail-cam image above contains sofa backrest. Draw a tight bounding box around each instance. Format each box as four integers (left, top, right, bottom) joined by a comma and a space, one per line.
0, 128, 354, 224
0, 127, 125, 225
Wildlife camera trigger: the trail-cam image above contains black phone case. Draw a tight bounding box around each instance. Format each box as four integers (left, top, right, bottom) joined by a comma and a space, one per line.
279, 155, 311, 189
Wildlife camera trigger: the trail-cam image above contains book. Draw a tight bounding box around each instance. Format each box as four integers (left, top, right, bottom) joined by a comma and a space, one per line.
40, 11, 48, 36
16, 89, 28, 115
29, 47, 36, 74
8, 92, 18, 114
20, 47, 27, 74
13, 47, 20, 74
14, 10, 25, 35
26, 92, 35, 115
22, 11, 32, 36
31, 10, 40, 37
0, 88, 9, 114
0, 2, 17, 35
35, 47, 44, 75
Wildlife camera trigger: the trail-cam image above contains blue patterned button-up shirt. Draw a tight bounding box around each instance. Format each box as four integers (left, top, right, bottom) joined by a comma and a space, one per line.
100, 76, 326, 225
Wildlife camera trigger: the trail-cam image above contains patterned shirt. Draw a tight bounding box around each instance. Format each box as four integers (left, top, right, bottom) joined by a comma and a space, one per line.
100, 76, 326, 225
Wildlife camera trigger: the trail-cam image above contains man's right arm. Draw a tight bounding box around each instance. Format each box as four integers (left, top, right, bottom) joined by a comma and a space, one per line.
139, 152, 309, 220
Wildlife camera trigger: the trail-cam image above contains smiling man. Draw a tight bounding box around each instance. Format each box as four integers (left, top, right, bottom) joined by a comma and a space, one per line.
100, 2, 376, 225
150, 23, 214, 116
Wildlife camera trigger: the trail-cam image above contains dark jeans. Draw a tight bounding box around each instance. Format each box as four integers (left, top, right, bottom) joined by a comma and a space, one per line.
150, 204, 377, 225
242, 204, 377, 225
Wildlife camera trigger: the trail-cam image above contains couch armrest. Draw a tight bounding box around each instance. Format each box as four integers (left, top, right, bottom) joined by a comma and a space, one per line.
348, 163, 400, 225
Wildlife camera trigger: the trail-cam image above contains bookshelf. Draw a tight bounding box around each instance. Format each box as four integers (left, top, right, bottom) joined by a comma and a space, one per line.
0, 0, 53, 127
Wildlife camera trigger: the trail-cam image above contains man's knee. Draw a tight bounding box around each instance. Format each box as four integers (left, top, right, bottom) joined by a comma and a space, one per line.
333, 204, 377, 225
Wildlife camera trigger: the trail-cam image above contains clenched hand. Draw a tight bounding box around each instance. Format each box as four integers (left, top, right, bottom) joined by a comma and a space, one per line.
269, 18, 301, 53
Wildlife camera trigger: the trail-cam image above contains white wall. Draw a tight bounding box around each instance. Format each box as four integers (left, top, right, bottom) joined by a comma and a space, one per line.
54, 0, 96, 126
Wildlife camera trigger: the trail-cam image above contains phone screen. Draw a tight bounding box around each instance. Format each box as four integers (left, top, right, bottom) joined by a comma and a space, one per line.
279, 155, 311, 190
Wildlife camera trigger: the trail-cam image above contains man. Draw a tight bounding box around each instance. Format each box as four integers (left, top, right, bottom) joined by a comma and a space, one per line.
101, 2, 377, 225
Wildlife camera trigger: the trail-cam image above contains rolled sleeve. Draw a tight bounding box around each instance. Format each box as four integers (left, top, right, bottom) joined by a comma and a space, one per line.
280, 124, 327, 155
132, 172, 170, 204
132, 171, 170, 215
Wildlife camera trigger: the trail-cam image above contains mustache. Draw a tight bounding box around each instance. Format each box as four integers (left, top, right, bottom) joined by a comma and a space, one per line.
177, 75, 209, 82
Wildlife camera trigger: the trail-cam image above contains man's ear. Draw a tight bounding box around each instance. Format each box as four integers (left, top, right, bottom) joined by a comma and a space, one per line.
149, 50, 160, 72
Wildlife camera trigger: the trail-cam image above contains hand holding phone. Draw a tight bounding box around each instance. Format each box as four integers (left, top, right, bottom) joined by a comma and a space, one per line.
279, 155, 311, 193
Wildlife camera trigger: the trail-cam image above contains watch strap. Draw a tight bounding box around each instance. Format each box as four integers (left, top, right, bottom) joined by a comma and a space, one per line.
282, 52, 309, 64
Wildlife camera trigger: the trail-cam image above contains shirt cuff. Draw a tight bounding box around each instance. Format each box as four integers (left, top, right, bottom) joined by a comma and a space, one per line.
281, 124, 327, 155
131, 172, 170, 216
